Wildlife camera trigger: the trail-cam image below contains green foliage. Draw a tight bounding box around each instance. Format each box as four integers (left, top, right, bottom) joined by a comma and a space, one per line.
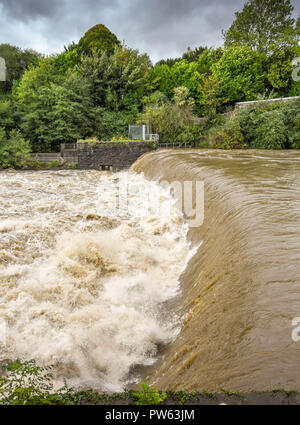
0, 360, 86, 405
173, 86, 195, 108
182, 46, 207, 63
207, 113, 244, 149
146, 60, 205, 108
0, 360, 55, 405
53, 49, 80, 75
15, 70, 97, 152
131, 382, 167, 405
0, 98, 16, 133
96, 109, 137, 140
288, 80, 300, 97
223, 0, 298, 55
78, 24, 120, 55
1, 16, 299, 154
249, 109, 287, 149
140, 92, 201, 143
80, 44, 151, 112
199, 76, 227, 119
0, 128, 31, 168
211, 46, 266, 102
196, 47, 224, 76
0, 43, 41, 93
146, 64, 175, 98
206, 99, 300, 149
66, 162, 78, 169
13, 57, 63, 105
267, 47, 294, 90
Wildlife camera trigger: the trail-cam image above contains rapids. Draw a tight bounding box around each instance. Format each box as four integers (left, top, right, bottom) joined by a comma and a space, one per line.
1, 148, 300, 392
0, 169, 191, 391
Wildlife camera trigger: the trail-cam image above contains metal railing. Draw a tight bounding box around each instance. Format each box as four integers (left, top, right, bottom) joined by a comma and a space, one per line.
158, 141, 196, 148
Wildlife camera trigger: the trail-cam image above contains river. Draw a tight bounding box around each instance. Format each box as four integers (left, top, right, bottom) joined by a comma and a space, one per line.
1, 149, 300, 392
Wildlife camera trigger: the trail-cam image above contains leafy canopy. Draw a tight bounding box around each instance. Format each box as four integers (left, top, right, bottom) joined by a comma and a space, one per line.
223, 0, 299, 55
0, 43, 41, 93
211, 46, 266, 102
78, 24, 120, 55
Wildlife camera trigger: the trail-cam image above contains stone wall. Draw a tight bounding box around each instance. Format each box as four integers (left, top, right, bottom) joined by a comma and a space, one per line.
77, 141, 155, 170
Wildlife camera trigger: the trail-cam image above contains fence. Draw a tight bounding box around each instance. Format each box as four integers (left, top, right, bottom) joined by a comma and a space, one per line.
158, 141, 196, 148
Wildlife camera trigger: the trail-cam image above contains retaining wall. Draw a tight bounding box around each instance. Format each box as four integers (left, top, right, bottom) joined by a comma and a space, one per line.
77, 141, 155, 170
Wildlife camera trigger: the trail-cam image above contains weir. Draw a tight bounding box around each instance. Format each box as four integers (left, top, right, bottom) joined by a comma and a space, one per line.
133, 149, 300, 392
1, 149, 300, 392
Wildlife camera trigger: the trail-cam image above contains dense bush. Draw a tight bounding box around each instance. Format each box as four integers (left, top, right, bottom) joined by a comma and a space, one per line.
96, 109, 137, 140
207, 113, 244, 149
0, 98, 16, 134
250, 109, 287, 149
0, 128, 31, 168
211, 46, 266, 103
140, 88, 201, 143
14, 70, 97, 152
207, 99, 300, 149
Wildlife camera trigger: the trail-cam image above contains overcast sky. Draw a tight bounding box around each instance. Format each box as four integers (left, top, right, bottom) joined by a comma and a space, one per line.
0, 0, 299, 64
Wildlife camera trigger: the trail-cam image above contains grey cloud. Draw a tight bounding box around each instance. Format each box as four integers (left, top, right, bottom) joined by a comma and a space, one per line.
0, 0, 63, 20
0, 0, 299, 63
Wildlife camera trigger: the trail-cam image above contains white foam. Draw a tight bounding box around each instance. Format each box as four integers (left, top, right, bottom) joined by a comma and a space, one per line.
0, 170, 192, 391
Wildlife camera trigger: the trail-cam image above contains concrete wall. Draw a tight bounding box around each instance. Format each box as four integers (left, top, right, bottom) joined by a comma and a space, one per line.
77, 141, 155, 170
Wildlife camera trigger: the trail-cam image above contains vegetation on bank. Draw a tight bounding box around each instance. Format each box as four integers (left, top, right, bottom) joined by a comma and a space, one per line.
0, 0, 300, 168
205, 97, 300, 149
0, 360, 299, 406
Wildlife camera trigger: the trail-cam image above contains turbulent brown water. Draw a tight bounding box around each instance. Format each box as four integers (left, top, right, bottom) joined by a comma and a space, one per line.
133, 149, 300, 392
1, 149, 300, 392
0, 169, 192, 391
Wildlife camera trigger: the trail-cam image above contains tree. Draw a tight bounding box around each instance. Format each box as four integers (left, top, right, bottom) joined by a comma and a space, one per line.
13, 57, 63, 100
196, 47, 224, 75
139, 89, 199, 143
199, 76, 227, 119
78, 24, 120, 55
223, 0, 298, 55
155, 58, 181, 67
79, 44, 151, 111
15, 70, 97, 151
0, 128, 31, 168
146, 60, 205, 108
0, 98, 16, 133
211, 46, 266, 102
182, 46, 206, 62
266, 47, 294, 90
0, 44, 41, 92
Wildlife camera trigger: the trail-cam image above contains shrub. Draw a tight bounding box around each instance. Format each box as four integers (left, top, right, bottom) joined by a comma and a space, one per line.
140, 100, 201, 143
207, 113, 244, 149
131, 382, 167, 405
0, 99, 16, 133
289, 112, 300, 148
0, 360, 82, 405
0, 128, 31, 168
250, 110, 287, 149
0, 360, 56, 405
96, 110, 136, 140
206, 101, 296, 149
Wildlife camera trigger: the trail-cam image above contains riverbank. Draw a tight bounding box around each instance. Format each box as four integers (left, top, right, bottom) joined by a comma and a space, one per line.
78, 390, 300, 405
